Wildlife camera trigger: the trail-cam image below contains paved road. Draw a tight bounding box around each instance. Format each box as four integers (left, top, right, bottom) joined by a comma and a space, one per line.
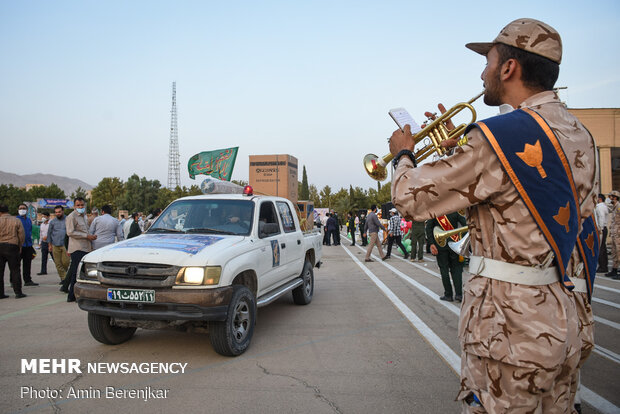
1, 241, 618, 413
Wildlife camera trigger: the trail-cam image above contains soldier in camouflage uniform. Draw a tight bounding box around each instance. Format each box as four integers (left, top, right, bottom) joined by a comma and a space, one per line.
406, 220, 426, 261
605, 190, 620, 279
389, 19, 597, 413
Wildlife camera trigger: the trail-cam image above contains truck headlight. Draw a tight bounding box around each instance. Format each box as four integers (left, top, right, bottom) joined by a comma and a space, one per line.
184, 267, 205, 284
177, 266, 221, 285
80, 262, 98, 280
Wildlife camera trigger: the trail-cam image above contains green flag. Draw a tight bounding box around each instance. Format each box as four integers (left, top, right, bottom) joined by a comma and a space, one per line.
188, 147, 239, 181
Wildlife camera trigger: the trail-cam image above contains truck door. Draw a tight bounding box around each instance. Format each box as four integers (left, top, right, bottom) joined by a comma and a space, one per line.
256, 201, 286, 293
276, 201, 304, 278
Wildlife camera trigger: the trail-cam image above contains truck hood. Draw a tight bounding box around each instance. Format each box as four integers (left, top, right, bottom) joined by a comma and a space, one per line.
83, 233, 245, 266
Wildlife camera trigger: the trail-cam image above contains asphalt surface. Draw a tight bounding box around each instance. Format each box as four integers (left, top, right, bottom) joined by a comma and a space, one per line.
1, 239, 619, 414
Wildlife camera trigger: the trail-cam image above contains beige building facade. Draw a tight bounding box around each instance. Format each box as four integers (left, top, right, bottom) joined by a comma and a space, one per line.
249, 154, 298, 202
569, 108, 620, 195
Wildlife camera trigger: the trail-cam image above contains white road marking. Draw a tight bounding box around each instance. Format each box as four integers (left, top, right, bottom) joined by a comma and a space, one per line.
340, 240, 620, 413
594, 283, 620, 294
593, 345, 620, 365
341, 244, 460, 373
594, 316, 620, 330
593, 297, 620, 310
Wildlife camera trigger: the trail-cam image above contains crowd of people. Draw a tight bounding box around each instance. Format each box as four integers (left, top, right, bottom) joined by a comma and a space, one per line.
0, 199, 162, 301
322, 205, 469, 303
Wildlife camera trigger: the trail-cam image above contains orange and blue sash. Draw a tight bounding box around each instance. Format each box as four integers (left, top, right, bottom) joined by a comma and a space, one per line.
466, 108, 595, 292
576, 216, 599, 301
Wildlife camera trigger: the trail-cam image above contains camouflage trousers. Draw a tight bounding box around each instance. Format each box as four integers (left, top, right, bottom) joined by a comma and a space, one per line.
611, 232, 620, 268
457, 350, 580, 413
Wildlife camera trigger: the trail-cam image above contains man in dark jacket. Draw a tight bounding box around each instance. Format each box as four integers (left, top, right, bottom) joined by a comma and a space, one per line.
359, 213, 367, 246
17, 204, 38, 287
347, 212, 356, 246
426, 212, 467, 302
326, 214, 339, 246
127, 213, 142, 239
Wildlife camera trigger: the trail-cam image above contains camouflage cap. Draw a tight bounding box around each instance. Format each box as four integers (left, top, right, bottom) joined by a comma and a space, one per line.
609, 190, 620, 198
466, 18, 562, 64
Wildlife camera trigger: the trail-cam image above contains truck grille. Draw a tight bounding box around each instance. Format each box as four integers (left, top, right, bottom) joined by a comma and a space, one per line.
98, 262, 181, 288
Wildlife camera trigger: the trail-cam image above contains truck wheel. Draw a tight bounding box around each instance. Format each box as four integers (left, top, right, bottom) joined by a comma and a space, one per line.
87, 313, 136, 345
209, 286, 256, 356
292, 260, 314, 305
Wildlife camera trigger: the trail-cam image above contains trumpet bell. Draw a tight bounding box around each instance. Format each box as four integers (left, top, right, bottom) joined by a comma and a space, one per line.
363, 153, 389, 181
448, 232, 471, 257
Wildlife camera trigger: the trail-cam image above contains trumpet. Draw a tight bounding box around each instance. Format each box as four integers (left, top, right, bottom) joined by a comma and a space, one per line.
433, 225, 469, 247
363, 91, 484, 181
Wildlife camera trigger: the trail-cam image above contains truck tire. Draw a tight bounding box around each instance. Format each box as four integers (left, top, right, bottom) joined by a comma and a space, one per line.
87, 313, 137, 345
292, 260, 314, 305
209, 286, 256, 356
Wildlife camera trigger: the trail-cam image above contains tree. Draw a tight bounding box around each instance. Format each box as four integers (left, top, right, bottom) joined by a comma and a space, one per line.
376, 181, 392, 205
91, 177, 125, 212
28, 183, 65, 200
70, 186, 89, 202
0, 184, 28, 214
308, 184, 320, 207
319, 185, 332, 208
120, 174, 161, 213
300, 166, 310, 200
332, 188, 350, 217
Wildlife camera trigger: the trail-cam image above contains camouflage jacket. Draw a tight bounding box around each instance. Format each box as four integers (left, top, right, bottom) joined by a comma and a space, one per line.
392, 91, 597, 369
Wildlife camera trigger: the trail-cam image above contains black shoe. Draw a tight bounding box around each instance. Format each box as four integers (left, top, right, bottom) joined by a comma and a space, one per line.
364, 259, 374, 262
351, 244, 355, 246
24, 281, 39, 286
574, 403, 582, 414
15, 293, 27, 299
403, 254, 409, 259
605, 269, 617, 277
59, 281, 64, 285
454, 295, 462, 302
67, 297, 76, 303
614, 274, 620, 280
59, 287, 69, 293
440, 295, 453, 302
36, 272, 47, 275
0, 294, 9, 299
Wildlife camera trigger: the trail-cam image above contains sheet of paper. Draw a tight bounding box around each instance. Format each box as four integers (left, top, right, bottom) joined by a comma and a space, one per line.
388, 108, 421, 133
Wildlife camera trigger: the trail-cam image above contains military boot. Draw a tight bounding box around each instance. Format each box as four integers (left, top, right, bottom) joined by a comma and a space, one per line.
605, 268, 617, 277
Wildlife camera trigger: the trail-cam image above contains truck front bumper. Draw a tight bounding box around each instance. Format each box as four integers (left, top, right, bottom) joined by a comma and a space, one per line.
75, 283, 233, 322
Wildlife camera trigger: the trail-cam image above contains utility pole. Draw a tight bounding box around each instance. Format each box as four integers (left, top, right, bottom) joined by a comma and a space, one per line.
167, 82, 181, 189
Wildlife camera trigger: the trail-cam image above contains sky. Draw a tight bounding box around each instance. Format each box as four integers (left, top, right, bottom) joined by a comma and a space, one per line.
1, 0, 619, 193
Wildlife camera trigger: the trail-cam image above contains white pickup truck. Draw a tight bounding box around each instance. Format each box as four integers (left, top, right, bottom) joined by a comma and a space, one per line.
75, 192, 322, 356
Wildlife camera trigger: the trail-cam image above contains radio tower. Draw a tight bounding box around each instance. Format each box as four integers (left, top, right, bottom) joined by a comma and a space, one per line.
167, 82, 181, 189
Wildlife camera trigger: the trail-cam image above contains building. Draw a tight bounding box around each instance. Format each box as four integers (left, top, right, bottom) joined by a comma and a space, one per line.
25, 184, 45, 191
568, 108, 620, 194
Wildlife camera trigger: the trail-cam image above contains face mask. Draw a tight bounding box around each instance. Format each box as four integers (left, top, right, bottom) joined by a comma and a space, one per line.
18, 209, 27, 216
76, 208, 86, 214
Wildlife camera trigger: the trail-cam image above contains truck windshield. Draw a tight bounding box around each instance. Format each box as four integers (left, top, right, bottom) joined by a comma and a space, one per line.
148, 199, 254, 236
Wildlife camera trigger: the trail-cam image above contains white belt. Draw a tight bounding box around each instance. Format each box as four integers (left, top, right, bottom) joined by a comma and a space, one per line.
567, 277, 587, 294
469, 256, 559, 286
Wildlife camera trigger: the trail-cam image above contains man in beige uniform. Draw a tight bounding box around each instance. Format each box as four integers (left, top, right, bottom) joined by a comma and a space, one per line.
605, 190, 620, 279
389, 19, 597, 413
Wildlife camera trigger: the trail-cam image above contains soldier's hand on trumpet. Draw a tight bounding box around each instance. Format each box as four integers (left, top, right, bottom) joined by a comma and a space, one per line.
423, 104, 459, 149
389, 124, 415, 156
